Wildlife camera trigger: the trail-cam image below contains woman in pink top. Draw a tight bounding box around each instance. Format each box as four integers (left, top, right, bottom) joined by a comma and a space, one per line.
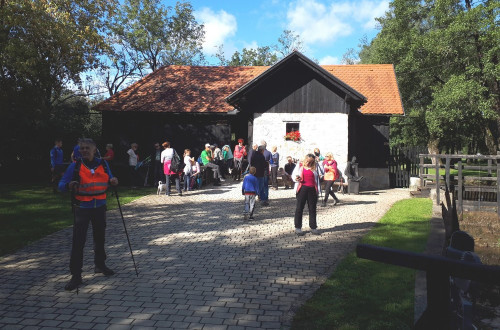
291, 154, 324, 236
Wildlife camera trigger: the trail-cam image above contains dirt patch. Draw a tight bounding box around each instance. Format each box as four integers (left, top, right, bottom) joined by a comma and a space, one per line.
459, 211, 500, 328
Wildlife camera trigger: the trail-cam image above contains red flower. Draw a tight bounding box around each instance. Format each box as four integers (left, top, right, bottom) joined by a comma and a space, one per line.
284, 130, 301, 141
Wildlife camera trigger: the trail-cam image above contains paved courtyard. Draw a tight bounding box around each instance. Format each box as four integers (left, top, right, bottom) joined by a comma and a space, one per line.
0, 182, 409, 329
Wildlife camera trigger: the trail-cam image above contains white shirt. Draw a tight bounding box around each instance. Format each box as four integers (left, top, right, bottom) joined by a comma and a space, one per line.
127, 149, 137, 166
161, 148, 174, 163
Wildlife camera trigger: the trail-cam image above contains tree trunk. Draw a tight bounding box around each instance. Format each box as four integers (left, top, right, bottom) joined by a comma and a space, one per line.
485, 125, 497, 155
428, 138, 440, 165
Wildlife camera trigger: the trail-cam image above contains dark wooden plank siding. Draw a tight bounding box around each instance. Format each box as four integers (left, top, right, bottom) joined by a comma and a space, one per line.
350, 113, 390, 168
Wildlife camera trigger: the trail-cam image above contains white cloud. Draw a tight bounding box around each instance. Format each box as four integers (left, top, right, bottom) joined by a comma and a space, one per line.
286, 0, 389, 45
196, 8, 237, 56
319, 55, 340, 65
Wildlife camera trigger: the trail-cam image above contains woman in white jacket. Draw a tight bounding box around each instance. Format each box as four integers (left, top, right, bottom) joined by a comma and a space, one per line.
292, 153, 324, 236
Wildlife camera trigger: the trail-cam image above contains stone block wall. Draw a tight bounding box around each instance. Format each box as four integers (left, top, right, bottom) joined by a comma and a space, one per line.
252, 112, 349, 173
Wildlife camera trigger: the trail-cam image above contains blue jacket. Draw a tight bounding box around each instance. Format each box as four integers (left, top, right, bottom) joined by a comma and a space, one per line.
50, 146, 63, 168
242, 174, 259, 195
59, 158, 113, 208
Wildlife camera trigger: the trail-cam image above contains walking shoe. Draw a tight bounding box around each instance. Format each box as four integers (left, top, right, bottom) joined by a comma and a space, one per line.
213, 182, 221, 186
311, 228, 321, 235
94, 265, 115, 276
64, 275, 82, 291
334, 199, 339, 206
219, 177, 225, 182
295, 228, 305, 236
249, 215, 254, 220
321, 202, 327, 207
261, 201, 269, 206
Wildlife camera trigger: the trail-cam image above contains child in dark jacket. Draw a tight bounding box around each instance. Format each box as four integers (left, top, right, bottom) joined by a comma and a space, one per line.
242, 166, 259, 220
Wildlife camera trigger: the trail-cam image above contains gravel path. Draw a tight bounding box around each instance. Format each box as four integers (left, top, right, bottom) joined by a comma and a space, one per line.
0, 182, 409, 329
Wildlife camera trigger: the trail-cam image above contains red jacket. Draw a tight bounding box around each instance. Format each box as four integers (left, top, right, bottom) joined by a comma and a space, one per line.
233, 145, 247, 159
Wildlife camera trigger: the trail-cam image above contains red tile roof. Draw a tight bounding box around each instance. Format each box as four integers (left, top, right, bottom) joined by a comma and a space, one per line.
94, 64, 403, 115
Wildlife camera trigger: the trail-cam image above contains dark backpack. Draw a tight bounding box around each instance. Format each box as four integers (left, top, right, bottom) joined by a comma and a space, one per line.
170, 151, 182, 173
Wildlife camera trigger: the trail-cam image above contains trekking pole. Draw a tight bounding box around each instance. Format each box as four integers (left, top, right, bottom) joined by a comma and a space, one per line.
113, 186, 139, 277
70, 185, 80, 294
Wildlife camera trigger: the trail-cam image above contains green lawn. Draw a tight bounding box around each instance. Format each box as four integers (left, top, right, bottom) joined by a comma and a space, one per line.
292, 198, 433, 330
0, 184, 152, 257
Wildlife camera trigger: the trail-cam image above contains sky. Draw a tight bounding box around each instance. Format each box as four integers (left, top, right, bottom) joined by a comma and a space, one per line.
185, 0, 390, 65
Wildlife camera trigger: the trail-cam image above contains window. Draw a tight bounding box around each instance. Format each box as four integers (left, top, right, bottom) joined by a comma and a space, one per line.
285, 122, 300, 141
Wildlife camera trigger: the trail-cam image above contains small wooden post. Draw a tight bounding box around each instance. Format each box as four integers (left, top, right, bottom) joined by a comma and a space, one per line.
497, 152, 500, 217
488, 159, 492, 176
420, 155, 424, 190
445, 157, 451, 188
458, 160, 463, 215
436, 155, 440, 206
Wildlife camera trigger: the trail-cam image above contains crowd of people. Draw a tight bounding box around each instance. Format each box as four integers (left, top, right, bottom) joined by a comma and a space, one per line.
51, 137, 354, 291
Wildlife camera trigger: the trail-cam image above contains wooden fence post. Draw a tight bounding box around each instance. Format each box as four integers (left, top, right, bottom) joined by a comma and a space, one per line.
445, 157, 451, 188
436, 155, 440, 206
420, 155, 424, 189
497, 152, 500, 217
458, 160, 463, 215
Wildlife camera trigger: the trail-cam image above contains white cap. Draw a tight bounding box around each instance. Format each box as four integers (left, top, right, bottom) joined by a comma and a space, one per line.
205, 143, 210, 148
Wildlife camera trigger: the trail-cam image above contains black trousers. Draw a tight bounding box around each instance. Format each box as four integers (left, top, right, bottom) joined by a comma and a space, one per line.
324, 180, 339, 203
70, 205, 107, 275
294, 185, 318, 229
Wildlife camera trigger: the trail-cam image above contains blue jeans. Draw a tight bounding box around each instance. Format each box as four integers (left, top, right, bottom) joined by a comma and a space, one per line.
258, 175, 269, 201
165, 174, 181, 195
183, 174, 191, 191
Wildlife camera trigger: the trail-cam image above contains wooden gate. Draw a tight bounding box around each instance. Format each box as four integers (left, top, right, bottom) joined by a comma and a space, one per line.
389, 146, 427, 188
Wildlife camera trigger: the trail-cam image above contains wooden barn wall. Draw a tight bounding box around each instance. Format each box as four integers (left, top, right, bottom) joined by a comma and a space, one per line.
349, 113, 390, 168
102, 112, 232, 162
239, 64, 349, 114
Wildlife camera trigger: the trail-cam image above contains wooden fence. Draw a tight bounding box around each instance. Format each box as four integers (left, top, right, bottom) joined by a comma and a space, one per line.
389, 146, 427, 188
419, 153, 500, 216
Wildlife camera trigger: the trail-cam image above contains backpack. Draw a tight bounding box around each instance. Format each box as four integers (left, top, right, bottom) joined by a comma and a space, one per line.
170, 151, 182, 173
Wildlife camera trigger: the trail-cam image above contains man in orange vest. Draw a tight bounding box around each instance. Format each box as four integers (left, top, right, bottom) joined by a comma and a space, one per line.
59, 138, 119, 291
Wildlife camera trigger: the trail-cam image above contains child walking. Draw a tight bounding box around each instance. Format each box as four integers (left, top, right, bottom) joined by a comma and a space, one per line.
242, 166, 259, 220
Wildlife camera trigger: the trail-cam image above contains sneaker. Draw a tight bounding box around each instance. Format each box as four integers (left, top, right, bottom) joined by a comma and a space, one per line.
94, 265, 115, 276
64, 275, 82, 291
249, 215, 254, 220
295, 228, 305, 236
311, 228, 321, 235
219, 177, 225, 182
333, 199, 338, 206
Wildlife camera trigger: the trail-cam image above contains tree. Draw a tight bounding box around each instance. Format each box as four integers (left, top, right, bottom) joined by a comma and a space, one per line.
227, 46, 278, 66
0, 0, 116, 168
273, 30, 304, 58
361, 0, 499, 154
114, 0, 205, 74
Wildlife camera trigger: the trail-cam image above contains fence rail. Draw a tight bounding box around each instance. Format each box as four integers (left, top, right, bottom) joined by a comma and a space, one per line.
419, 153, 500, 216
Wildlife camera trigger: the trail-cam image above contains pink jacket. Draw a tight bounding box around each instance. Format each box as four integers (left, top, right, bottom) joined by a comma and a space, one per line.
233, 145, 247, 159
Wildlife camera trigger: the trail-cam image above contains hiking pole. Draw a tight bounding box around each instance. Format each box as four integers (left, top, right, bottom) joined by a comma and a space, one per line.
113, 186, 139, 277
70, 185, 80, 294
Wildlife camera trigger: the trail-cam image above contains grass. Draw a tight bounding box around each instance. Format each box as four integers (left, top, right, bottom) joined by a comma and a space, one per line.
292, 198, 433, 330
0, 183, 152, 257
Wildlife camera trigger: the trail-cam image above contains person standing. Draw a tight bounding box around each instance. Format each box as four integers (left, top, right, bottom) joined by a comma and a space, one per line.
251, 145, 267, 205
270, 146, 279, 190
322, 153, 340, 206
292, 153, 324, 236
283, 156, 296, 189
233, 139, 247, 181
70, 138, 82, 162
50, 139, 64, 193
242, 166, 259, 220
260, 141, 273, 206
102, 144, 114, 166
247, 144, 258, 166
127, 143, 139, 187
200, 143, 225, 186
58, 138, 118, 291
152, 142, 163, 185
183, 149, 192, 192
161, 141, 182, 196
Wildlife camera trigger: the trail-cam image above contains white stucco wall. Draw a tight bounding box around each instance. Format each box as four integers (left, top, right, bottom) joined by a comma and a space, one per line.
252, 112, 349, 173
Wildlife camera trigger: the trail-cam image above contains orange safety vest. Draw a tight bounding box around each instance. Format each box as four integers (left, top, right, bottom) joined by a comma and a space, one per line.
75, 162, 109, 201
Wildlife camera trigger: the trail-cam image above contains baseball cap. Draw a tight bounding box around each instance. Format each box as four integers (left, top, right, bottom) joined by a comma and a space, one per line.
205, 143, 210, 148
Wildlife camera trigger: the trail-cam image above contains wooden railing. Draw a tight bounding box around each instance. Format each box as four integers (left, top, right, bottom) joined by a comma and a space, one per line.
419, 154, 500, 216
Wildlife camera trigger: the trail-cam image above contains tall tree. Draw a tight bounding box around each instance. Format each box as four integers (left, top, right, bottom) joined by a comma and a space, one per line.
361, 0, 499, 154
114, 0, 205, 74
0, 0, 116, 165
227, 46, 278, 66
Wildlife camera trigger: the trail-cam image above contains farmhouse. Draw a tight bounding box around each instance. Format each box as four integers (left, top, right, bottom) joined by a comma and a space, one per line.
95, 51, 404, 189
